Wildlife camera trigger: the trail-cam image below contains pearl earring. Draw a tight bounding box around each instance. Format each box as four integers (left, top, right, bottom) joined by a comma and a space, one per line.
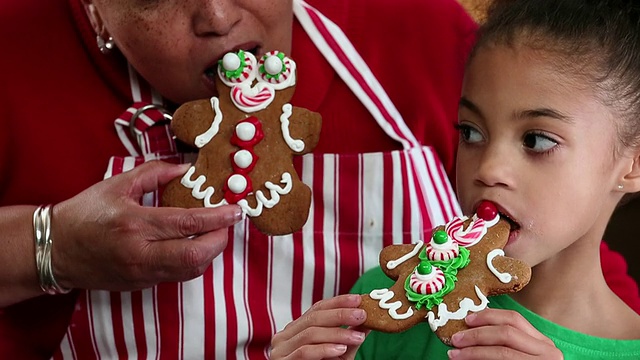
96, 35, 115, 54
618, 184, 624, 190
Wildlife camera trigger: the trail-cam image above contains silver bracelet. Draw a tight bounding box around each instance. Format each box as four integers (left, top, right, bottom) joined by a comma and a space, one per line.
33, 205, 71, 295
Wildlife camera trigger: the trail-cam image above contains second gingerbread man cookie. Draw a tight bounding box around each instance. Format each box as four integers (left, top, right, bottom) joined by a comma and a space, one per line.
162, 50, 322, 235
359, 201, 531, 345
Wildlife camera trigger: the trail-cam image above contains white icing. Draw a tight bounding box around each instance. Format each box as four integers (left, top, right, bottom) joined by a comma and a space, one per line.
236, 172, 293, 217
279, 104, 305, 152
227, 174, 248, 194
236, 122, 257, 141
230, 82, 275, 113
194, 97, 223, 148
264, 55, 283, 75
426, 286, 489, 331
386, 242, 423, 270
486, 249, 512, 283
233, 150, 253, 169
180, 166, 227, 208
369, 289, 414, 320
222, 52, 241, 71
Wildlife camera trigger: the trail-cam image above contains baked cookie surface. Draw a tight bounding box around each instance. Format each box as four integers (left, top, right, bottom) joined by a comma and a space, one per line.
359, 201, 531, 345
162, 50, 322, 235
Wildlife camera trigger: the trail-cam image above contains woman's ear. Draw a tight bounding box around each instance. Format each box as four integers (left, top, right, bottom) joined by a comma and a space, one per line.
82, 0, 107, 37
618, 151, 640, 193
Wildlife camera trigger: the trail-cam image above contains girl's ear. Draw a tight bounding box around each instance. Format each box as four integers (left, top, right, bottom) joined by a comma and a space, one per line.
82, 0, 108, 38
618, 151, 640, 193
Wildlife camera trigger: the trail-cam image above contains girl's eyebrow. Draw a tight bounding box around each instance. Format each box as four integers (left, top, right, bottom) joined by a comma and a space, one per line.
459, 97, 484, 119
517, 108, 574, 124
460, 96, 574, 124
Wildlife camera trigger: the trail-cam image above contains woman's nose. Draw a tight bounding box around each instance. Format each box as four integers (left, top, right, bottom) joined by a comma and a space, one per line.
192, 0, 242, 36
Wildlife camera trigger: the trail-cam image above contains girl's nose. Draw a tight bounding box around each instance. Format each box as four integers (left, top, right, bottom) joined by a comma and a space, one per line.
473, 147, 513, 188
192, 0, 242, 37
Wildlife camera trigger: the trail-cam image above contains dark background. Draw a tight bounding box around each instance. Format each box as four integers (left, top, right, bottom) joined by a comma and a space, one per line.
605, 199, 640, 284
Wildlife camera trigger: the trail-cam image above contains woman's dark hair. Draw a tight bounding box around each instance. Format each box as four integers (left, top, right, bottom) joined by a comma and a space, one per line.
473, 0, 640, 148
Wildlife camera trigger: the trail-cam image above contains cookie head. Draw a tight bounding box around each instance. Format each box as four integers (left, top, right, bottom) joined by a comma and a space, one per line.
359, 201, 531, 345
162, 50, 322, 236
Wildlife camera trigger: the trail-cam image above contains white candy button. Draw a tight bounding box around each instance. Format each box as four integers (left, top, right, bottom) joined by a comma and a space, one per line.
264, 55, 283, 75
234, 150, 253, 169
235, 122, 256, 141
227, 174, 248, 194
222, 53, 241, 71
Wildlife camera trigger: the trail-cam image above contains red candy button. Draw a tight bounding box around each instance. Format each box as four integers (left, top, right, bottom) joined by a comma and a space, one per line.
476, 201, 498, 221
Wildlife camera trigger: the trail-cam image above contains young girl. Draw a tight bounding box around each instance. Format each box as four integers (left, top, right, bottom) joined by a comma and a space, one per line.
269, 0, 640, 358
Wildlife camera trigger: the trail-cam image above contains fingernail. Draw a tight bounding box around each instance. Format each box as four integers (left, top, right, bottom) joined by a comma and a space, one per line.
465, 313, 476, 324
232, 206, 243, 221
451, 332, 464, 343
334, 344, 347, 353
448, 349, 460, 359
353, 309, 366, 321
351, 331, 365, 342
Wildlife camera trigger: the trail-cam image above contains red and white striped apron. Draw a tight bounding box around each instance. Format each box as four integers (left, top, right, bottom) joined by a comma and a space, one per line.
54, 1, 460, 359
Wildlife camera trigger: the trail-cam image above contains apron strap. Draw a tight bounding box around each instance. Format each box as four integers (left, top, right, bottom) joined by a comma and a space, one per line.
114, 101, 175, 157
293, 0, 421, 150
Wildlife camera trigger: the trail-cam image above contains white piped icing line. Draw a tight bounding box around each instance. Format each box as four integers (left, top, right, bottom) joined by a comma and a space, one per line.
280, 104, 305, 152
426, 286, 489, 331
486, 249, 512, 283
409, 267, 446, 294
230, 82, 275, 113
180, 166, 227, 208
386, 242, 423, 270
194, 97, 224, 148
369, 289, 414, 320
236, 172, 293, 217
445, 216, 487, 247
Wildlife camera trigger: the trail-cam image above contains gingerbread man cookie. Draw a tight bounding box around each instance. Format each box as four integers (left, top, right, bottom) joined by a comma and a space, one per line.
162, 50, 322, 235
359, 201, 531, 345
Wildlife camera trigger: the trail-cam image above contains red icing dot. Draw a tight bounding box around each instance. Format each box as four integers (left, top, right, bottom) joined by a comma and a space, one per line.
476, 201, 498, 221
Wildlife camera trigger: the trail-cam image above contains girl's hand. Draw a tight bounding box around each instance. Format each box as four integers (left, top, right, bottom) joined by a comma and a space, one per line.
270, 294, 369, 360
448, 308, 563, 359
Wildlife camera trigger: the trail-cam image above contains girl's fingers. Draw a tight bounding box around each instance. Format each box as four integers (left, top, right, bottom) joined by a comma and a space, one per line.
465, 309, 554, 345
271, 327, 365, 360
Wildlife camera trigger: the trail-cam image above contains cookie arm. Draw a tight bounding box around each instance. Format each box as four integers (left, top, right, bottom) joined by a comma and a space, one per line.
171, 98, 221, 147
485, 252, 531, 294
284, 106, 322, 155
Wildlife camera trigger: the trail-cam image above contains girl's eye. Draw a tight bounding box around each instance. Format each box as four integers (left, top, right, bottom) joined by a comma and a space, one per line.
523, 132, 558, 152
456, 124, 484, 144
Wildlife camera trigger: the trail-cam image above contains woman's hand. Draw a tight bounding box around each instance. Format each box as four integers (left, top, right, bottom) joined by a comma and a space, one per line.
270, 294, 369, 360
448, 308, 563, 359
51, 160, 243, 291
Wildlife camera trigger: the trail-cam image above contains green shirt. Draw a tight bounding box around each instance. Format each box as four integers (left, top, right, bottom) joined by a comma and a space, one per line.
352, 267, 640, 360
